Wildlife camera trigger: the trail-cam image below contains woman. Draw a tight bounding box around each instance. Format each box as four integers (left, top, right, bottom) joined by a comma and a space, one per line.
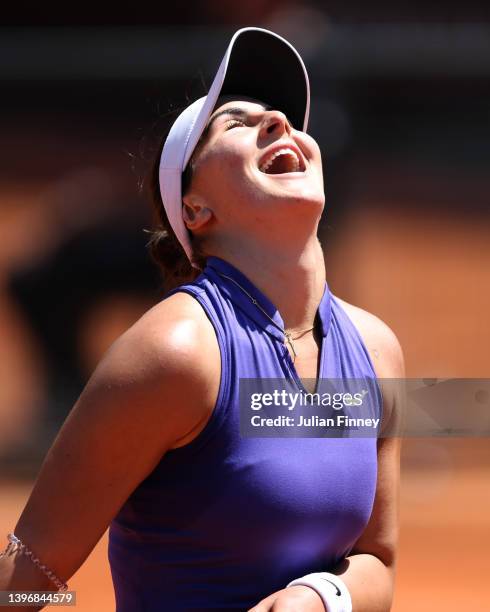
0, 28, 404, 611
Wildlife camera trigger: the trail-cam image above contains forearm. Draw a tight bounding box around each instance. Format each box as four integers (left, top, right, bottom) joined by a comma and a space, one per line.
330, 553, 395, 612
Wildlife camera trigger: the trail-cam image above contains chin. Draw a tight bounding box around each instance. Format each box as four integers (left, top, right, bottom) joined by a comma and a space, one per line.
264, 175, 324, 204
281, 188, 325, 210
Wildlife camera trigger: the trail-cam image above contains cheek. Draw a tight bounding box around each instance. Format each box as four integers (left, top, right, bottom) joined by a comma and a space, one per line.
204, 147, 252, 188
307, 146, 324, 183
192, 154, 251, 207
217, 141, 248, 173
298, 133, 323, 164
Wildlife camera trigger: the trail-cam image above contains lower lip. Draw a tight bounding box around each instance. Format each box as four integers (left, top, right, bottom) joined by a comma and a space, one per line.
260, 169, 309, 179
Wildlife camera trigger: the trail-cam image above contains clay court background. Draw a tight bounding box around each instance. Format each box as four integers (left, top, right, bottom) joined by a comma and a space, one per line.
1, 5, 490, 610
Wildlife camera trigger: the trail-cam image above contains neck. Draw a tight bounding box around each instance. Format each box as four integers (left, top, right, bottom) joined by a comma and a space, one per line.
210, 235, 326, 334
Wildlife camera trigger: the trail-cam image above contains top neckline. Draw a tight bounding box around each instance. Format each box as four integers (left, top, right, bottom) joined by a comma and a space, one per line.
203, 256, 332, 341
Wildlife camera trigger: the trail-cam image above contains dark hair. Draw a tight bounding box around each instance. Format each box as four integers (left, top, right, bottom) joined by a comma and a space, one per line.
143, 109, 209, 293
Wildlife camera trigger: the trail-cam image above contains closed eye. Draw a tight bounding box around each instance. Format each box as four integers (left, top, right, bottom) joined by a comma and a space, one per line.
224, 119, 246, 130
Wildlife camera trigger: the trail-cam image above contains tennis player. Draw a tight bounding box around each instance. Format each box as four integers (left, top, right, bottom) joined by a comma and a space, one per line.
0, 28, 404, 611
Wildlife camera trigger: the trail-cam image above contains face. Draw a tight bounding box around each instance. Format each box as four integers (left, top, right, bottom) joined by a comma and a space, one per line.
182, 95, 325, 240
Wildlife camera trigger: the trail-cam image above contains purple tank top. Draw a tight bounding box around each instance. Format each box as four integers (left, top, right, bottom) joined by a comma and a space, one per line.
108, 256, 382, 611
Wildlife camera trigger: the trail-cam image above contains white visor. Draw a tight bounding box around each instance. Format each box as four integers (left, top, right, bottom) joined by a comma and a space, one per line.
159, 26, 310, 268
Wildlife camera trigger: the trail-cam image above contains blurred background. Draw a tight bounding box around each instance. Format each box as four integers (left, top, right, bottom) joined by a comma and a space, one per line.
0, 2, 489, 610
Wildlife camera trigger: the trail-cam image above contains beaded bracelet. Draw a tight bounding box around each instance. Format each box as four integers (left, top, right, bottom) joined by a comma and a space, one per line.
0, 533, 68, 592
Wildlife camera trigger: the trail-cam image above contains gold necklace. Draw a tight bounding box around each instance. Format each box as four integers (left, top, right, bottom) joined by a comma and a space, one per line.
216, 271, 314, 362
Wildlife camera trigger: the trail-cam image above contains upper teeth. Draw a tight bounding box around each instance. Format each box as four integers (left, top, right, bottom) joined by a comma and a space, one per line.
260, 147, 301, 173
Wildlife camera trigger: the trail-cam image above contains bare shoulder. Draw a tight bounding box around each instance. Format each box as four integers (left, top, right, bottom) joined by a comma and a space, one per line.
81, 290, 220, 449
98, 291, 218, 379
333, 295, 405, 378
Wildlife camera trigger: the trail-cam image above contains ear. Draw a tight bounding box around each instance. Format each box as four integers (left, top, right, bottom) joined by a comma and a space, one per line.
182, 194, 213, 231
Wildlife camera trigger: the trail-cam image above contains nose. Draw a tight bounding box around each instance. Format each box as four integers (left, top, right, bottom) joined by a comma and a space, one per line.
259, 109, 291, 139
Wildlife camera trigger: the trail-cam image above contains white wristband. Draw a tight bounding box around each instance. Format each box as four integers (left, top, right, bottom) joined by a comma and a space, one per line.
287, 572, 352, 612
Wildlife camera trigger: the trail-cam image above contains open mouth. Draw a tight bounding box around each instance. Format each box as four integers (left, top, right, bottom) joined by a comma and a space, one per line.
259, 147, 306, 175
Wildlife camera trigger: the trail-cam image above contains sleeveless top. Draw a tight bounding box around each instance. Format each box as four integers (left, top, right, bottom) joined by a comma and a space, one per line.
108, 256, 383, 611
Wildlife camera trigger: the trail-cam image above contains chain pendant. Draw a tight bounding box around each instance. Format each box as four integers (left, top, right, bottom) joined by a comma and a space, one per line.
215, 271, 314, 365
284, 332, 297, 362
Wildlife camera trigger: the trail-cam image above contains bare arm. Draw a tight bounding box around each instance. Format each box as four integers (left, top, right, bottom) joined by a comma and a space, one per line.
0, 293, 219, 609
